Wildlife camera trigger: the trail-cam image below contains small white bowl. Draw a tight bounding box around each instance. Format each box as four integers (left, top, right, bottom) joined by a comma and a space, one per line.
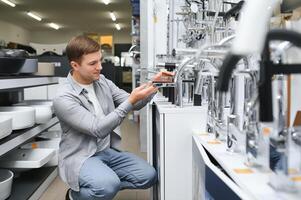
0, 107, 35, 130
0, 169, 13, 200
31, 105, 52, 124
0, 116, 12, 140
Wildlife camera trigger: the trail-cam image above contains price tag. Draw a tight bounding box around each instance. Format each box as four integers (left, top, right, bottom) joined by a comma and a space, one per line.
233, 168, 254, 174
31, 143, 38, 149
262, 127, 272, 136
291, 176, 301, 182
207, 140, 221, 144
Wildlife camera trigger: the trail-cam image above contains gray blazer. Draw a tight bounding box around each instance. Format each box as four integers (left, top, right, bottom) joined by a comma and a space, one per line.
53, 72, 153, 191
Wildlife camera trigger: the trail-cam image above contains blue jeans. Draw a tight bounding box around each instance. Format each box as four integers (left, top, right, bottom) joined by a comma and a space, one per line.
71, 148, 157, 200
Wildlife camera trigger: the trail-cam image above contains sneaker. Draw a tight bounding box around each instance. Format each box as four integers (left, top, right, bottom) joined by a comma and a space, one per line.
65, 189, 71, 200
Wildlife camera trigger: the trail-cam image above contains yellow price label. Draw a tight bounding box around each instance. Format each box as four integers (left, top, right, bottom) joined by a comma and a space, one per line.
262, 127, 271, 136
207, 140, 221, 144
233, 168, 254, 174
291, 176, 301, 182
31, 143, 38, 149
153, 16, 157, 23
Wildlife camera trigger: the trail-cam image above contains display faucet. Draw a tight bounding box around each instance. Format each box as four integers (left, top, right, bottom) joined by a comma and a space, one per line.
174, 57, 196, 107
227, 69, 259, 153
174, 45, 223, 107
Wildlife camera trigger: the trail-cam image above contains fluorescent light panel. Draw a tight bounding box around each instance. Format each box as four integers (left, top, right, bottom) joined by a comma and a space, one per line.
110, 12, 116, 21
115, 23, 121, 30
1, 0, 15, 7
103, 0, 110, 5
49, 23, 60, 30
27, 12, 42, 21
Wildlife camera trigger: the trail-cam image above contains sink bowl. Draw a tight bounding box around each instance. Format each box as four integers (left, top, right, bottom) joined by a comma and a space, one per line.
0, 116, 12, 140
31, 105, 52, 124
13, 103, 53, 124
0, 49, 28, 75
0, 169, 13, 200
0, 148, 55, 169
18, 58, 38, 74
15, 100, 53, 112
0, 106, 35, 130
0, 57, 25, 74
21, 138, 60, 167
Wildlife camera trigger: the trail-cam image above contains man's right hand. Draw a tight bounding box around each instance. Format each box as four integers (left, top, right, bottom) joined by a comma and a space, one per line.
128, 82, 158, 105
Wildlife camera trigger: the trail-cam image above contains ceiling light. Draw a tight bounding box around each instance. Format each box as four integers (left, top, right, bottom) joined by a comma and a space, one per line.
27, 12, 42, 21
115, 23, 121, 31
49, 23, 60, 30
1, 0, 15, 7
103, 0, 110, 5
110, 12, 116, 21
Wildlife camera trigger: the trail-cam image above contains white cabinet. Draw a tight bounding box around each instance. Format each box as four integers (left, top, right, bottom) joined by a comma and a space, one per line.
151, 102, 207, 200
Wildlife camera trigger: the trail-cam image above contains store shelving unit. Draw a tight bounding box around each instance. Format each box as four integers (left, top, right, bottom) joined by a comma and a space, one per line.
8, 167, 57, 200
0, 116, 59, 157
0, 76, 58, 90
0, 76, 59, 200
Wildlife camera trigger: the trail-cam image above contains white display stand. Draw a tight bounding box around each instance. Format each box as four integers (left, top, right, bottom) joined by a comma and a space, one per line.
193, 133, 301, 200
149, 99, 207, 200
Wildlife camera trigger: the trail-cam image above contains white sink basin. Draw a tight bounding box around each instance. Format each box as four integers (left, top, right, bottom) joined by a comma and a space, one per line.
21, 138, 60, 167
0, 169, 13, 200
31, 105, 52, 124
0, 106, 35, 130
13, 103, 53, 124
15, 100, 53, 112
0, 148, 55, 169
0, 116, 12, 140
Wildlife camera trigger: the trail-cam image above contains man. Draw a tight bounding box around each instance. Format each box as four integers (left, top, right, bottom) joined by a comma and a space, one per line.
53, 35, 173, 200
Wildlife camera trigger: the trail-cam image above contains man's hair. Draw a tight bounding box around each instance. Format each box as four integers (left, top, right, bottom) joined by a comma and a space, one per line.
66, 35, 100, 63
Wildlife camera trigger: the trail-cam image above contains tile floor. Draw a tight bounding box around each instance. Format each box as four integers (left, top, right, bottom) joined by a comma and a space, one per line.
39, 116, 150, 200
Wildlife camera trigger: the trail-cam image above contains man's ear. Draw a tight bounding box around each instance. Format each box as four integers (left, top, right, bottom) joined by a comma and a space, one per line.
70, 61, 79, 70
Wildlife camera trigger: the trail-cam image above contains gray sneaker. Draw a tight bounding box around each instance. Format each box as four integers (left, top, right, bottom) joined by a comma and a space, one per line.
65, 189, 71, 200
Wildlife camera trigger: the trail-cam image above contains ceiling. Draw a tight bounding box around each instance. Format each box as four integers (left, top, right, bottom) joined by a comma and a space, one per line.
0, 0, 132, 32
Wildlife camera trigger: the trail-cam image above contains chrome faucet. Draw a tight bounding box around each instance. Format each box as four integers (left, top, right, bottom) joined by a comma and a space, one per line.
174, 57, 196, 107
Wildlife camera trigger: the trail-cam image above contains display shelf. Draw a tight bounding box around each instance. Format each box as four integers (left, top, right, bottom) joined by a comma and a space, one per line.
193, 133, 301, 200
8, 167, 57, 200
0, 117, 59, 157
0, 76, 58, 91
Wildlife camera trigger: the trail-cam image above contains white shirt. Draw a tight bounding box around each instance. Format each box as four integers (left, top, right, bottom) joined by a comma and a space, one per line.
77, 82, 103, 115
76, 81, 110, 152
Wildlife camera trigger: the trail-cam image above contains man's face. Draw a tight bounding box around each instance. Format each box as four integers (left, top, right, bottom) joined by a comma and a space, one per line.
71, 51, 102, 83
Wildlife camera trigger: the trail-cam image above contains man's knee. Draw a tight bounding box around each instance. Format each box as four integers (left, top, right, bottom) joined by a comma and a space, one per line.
138, 166, 158, 189
90, 176, 121, 200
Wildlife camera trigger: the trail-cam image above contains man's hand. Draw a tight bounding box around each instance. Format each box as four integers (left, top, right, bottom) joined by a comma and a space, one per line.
152, 71, 175, 83
128, 82, 158, 105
